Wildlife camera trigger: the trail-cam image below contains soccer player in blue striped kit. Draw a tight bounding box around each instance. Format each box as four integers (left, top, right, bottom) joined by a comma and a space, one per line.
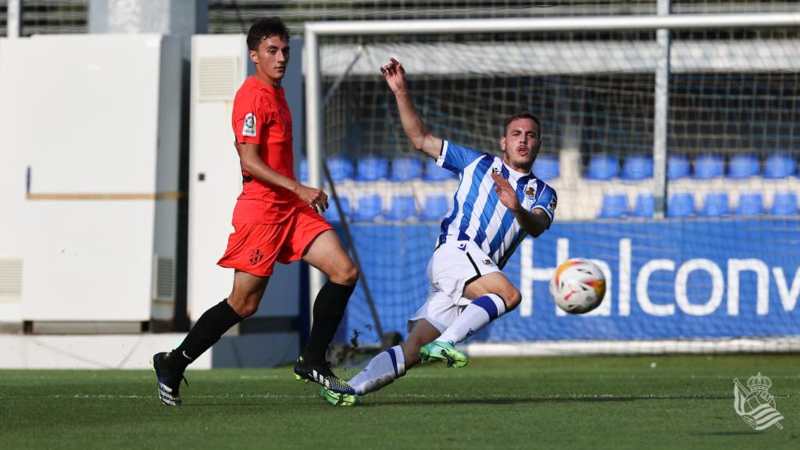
322, 58, 557, 406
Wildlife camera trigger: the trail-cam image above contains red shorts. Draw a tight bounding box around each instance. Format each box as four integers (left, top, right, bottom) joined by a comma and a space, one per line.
217, 207, 333, 277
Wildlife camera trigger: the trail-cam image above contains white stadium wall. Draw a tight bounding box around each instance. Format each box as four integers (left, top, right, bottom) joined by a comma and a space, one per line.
0, 38, 26, 323
0, 34, 183, 324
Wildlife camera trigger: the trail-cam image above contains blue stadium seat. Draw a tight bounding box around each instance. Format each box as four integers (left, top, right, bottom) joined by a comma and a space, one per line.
533, 154, 559, 180
328, 156, 355, 182
764, 153, 797, 179
728, 153, 759, 179
771, 192, 798, 216
298, 159, 309, 182
424, 158, 454, 181
668, 193, 695, 217
420, 194, 450, 221
385, 195, 417, 221
700, 192, 730, 216
621, 154, 653, 180
356, 156, 389, 181
632, 192, 655, 217
736, 193, 764, 216
668, 154, 691, 180
390, 157, 423, 181
693, 154, 724, 179
324, 197, 351, 223
598, 193, 628, 218
586, 154, 619, 180
352, 194, 383, 222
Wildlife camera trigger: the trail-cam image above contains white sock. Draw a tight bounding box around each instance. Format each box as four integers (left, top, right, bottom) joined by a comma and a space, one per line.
348, 345, 406, 395
438, 294, 507, 344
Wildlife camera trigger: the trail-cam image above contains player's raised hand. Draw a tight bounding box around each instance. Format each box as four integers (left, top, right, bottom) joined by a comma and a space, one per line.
294, 184, 329, 214
491, 170, 522, 212
380, 57, 407, 93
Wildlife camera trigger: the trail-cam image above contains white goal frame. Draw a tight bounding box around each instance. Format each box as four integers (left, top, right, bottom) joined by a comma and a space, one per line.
303, 13, 800, 355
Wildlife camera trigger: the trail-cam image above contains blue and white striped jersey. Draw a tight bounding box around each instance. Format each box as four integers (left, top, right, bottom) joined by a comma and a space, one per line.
436, 140, 557, 266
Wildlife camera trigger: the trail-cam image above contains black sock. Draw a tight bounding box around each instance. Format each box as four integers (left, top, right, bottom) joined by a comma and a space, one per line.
302, 281, 355, 364
170, 299, 242, 371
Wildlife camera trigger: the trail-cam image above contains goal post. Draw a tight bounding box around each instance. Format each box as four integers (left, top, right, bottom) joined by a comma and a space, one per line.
304, 13, 800, 355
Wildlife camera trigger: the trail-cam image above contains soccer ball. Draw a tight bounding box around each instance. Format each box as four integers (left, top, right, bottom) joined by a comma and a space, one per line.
549, 258, 606, 314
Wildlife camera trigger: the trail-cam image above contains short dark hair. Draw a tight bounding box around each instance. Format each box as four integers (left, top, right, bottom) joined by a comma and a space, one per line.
247, 17, 289, 51
503, 112, 541, 136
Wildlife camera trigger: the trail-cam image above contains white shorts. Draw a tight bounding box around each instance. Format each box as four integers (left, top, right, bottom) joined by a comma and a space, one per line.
408, 239, 501, 333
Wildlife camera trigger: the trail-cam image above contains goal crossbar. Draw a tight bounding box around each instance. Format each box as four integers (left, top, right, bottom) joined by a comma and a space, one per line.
305, 13, 800, 35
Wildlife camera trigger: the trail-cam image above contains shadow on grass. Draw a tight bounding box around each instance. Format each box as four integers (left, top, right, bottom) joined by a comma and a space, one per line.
361, 394, 732, 407
183, 402, 272, 408
690, 431, 764, 436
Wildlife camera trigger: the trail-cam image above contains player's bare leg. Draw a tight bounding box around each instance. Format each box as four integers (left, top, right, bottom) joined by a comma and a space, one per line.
401, 319, 442, 367
296, 230, 359, 394
320, 319, 441, 406
462, 272, 521, 306
421, 272, 521, 368
154, 271, 268, 406
226, 270, 271, 317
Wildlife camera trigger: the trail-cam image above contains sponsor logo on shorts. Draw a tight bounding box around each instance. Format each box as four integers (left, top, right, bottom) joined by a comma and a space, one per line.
483, 258, 493, 266
249, 248, 264, 265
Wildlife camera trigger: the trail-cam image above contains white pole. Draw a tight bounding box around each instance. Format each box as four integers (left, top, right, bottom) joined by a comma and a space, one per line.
653, 0, 671, 219
7, 0, 21, 38
304, 27, 325, 319
307, 13, 800, 35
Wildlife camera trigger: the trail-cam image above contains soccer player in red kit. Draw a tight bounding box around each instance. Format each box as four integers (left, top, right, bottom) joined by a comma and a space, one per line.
153, 17, 358, 406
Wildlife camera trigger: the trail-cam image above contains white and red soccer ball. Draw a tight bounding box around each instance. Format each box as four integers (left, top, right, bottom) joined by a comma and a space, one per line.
549, 258, 607, 314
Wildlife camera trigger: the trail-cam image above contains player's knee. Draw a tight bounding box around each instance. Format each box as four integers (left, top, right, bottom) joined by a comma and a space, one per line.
344, 263, 359, 285
228, 302, 257, 318
236, 302, 259, 318
502, 289, 522, 311
227, 295, 260, 318
331, 262, 359, 286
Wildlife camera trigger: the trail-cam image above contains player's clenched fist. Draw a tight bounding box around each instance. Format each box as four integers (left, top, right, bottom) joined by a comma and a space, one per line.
294, 184, 329, 213
381, 57, 407, 93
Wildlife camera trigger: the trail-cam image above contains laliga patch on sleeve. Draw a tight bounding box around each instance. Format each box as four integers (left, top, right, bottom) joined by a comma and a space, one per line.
242, 112, 257, 137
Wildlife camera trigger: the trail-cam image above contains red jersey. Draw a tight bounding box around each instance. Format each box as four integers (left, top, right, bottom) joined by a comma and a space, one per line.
231, 76, 303, 223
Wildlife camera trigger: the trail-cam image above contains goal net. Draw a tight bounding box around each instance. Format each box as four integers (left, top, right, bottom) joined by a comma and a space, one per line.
306, 14, 800, 354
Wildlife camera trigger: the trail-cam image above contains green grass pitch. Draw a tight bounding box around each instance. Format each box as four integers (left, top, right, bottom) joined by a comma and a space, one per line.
2, 355, 798, 449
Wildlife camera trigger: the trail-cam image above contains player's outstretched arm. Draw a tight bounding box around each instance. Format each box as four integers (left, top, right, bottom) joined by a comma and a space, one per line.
236, 142, 329, 213
490, 171, 550, 237
381, 58, 443, 160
